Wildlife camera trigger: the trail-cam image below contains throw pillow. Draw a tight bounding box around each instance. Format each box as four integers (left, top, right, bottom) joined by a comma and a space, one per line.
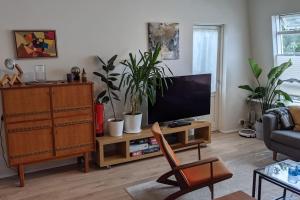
289, 106, 300, 131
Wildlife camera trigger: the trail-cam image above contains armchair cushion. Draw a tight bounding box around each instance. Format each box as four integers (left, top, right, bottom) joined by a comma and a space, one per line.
289, 106, 300, 131
181, 159, 232, 187
271, 130, 300, 149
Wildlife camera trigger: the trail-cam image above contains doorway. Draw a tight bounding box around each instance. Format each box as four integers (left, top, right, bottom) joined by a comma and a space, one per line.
192, 25, 223, 131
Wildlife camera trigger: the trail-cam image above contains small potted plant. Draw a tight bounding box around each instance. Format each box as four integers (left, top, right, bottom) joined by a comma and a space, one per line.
121, 44, 173, 133
94, 55, 124, 137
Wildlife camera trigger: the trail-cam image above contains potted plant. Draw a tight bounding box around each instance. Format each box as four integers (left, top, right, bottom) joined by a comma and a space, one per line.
121, 44, 173, 133
238, 58, 299, 139
94, 55, 124, 137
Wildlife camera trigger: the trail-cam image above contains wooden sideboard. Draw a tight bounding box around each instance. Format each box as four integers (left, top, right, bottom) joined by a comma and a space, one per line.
0, 81, 95, 186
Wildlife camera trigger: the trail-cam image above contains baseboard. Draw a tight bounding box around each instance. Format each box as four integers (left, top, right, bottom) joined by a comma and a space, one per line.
219, 129, 239, 134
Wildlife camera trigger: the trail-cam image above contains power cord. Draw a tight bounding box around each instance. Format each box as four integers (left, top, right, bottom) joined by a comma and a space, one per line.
0, 115, 9, 168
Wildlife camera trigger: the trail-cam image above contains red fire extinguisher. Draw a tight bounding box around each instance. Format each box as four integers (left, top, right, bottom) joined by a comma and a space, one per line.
95, 103, 104, 137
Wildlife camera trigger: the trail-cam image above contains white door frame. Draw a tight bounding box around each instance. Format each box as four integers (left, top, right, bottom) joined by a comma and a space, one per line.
193, 24, 224, 131
216, 25, 224, 131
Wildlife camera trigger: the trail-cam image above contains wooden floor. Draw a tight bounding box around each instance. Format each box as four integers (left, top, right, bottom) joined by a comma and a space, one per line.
0, 133, 273, 200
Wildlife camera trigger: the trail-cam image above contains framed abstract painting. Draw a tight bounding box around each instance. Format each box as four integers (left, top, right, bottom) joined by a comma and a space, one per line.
13, 30, 58, 59
148, 23, 179, 60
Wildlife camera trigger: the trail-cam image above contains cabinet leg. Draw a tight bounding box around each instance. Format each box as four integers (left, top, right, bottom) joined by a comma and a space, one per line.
18, 165, 25, 187
84, 153, 89, 173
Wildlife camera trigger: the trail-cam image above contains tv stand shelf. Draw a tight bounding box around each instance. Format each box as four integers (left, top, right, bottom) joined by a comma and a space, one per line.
96, 121, 211, 168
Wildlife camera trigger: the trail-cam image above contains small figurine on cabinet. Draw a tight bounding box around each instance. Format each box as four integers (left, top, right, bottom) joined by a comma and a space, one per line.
0, 58, 24, 86
81, 68, 87, 82
71, 66, 81, 81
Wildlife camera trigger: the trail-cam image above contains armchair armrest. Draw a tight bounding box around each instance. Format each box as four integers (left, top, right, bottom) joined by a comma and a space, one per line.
263, 114, 278, 148
174, 157, 219, 171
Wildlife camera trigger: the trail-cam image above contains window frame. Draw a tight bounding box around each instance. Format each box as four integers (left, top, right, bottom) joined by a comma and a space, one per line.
272, 13, 300, 99
272, 14, 300, 58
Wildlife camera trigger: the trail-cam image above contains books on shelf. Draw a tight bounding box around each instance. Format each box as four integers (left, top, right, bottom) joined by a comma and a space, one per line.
130, 151, 143, 157
129, 143, 149, 153
143, 145, 160, 154
130, 137, 160, 157
149, 137, 158, 145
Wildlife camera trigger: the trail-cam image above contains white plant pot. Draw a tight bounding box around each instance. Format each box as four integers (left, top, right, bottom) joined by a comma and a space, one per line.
124, 113, 142, 133
255, 121, 264, 140
108, 118, 124, 137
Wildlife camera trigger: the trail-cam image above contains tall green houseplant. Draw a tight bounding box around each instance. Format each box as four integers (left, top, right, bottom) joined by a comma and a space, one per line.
93, 55, 124, 137
120, 44, 173, 133
238, 58, 297, 118
121, 44, 173, 114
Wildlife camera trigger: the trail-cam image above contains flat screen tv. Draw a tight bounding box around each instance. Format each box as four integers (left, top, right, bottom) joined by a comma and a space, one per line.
148, 74, 211, 124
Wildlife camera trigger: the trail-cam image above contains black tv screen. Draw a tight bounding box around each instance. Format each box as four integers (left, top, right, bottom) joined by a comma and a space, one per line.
148, 74, 211, 124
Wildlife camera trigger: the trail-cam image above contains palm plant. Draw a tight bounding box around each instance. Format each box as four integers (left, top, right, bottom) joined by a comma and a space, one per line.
120, 44, 173, 115
93, 55, 121, 120
239, 58, 300, 118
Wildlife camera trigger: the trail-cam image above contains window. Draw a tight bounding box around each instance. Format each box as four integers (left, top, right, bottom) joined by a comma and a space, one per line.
192, 26, 220, 93
272, 13, 300, 96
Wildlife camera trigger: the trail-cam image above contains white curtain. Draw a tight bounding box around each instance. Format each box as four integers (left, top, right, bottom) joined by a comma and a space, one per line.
193, 26, 219, 93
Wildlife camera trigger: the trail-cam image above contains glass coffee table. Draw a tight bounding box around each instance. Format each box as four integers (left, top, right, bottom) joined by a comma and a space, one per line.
252, 160, 300, 200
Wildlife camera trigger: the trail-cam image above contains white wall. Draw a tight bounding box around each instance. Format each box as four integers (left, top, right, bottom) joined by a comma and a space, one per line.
0, 0, 251, 178
248, 0, 300, 73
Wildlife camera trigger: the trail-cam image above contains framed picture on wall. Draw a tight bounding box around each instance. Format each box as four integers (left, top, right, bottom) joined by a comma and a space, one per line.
13, 30, 58, 59
148, 23, 179, 60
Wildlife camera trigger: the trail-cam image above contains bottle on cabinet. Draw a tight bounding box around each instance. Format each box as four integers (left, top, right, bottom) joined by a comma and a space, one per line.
81, 68, 87, 82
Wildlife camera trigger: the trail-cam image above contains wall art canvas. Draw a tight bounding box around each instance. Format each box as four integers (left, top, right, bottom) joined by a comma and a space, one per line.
14, 30, 58, 58
148, 23, 179, 60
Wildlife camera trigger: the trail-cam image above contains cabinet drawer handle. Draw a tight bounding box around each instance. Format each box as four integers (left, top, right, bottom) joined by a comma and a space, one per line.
55, 143, 93, 151
10, 150, 53, 159
8, 125, 52, 133
53, 106, 91, 113
55, 120, 92, 127
6, 111, 51, 118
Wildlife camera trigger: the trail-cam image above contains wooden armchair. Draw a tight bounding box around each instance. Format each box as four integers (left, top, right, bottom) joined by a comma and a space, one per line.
151, 122, 233, 200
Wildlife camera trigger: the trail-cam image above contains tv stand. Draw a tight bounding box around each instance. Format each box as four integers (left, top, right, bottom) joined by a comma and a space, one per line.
96, 121, 211, 168
168, 121, 192, 128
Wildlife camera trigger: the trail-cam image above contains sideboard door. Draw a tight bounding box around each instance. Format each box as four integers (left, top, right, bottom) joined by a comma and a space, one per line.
51, 84, 95, 157
2, 88, 54, 165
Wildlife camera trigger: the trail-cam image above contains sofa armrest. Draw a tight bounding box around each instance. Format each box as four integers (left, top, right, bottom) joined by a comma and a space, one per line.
263, 114, 278, 148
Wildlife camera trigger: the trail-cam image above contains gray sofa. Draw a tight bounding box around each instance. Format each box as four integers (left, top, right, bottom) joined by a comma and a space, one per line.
263, 114, 300, 161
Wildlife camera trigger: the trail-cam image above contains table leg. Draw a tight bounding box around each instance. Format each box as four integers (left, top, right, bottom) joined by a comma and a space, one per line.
258, 175, 262, 200
197, 144, 201, 160
283, 188, 286, 200
252, 171, 257, 197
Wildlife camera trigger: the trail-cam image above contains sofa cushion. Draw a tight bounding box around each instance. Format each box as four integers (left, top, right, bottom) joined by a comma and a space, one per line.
289, 106, 300, 131
271, 130, 300, 149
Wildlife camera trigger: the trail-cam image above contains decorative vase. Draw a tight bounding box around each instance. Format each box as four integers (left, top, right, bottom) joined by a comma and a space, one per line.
95, 103, 104, 137
108, 118, 124, 137
124, 113, 142, 133
255, 121, 264, 140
